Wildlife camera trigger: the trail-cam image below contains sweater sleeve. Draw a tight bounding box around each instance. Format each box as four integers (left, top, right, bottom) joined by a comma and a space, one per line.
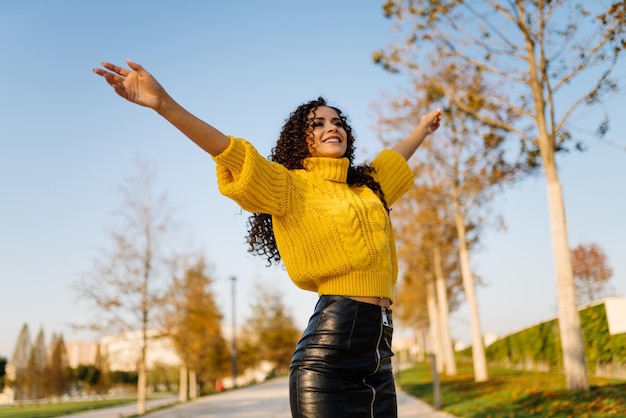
212, 136, 288, 215
370, 149, 415, 206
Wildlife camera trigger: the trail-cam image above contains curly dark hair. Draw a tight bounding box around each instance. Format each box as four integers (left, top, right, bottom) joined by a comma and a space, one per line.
246, 97, 389, 266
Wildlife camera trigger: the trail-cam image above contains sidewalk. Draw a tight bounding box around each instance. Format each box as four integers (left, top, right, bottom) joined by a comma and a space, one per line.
63, 376, 457, 418
397, 384, 458, 418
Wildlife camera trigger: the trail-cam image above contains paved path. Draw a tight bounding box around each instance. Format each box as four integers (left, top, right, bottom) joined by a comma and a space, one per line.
62, 376, 456, 418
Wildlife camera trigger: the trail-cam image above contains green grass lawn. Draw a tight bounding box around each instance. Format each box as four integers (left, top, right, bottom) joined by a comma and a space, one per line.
397, 362, 626, 418
0, 398, 137, 418
0, 392, 178, 418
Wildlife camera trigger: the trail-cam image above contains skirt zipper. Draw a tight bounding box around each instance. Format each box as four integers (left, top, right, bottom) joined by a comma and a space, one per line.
363, 306, 386, 417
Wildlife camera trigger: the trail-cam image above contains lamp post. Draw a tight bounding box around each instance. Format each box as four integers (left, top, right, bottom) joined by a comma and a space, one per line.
230, 276, 238, 388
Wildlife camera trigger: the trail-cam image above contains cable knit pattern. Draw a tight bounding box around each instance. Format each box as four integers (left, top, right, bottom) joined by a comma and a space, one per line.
213, 136, 414, 303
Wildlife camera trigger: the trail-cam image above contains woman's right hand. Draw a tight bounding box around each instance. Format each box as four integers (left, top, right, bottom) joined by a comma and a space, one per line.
95, 59, 230, 156
93, 60, 167, 111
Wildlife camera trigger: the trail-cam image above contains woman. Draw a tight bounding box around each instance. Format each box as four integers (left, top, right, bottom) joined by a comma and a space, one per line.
93, 60, 442, 417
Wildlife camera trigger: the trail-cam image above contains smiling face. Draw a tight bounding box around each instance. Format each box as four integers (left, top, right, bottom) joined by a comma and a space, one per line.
307, 106, 348, 158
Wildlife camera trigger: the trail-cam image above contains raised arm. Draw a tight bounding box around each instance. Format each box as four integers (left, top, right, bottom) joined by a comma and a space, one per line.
93, 60, 230, 156
391, 109, 443, 160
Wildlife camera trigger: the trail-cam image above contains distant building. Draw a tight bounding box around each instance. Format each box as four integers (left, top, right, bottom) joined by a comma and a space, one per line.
64, 330, 180, 372
0, 387, 14, 405
602, 296, 626, 335
0, 364, 15, 405
101, 330, 180, 371
65, 341, 99, 368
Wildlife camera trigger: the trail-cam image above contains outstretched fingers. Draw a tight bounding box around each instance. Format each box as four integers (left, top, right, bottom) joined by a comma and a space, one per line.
92, 63, 131, 99
92, 61, 136, 84
101, 61, 130, 77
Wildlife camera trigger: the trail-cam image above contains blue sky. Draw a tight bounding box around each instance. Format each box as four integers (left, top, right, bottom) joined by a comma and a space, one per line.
1, 0, 624, 359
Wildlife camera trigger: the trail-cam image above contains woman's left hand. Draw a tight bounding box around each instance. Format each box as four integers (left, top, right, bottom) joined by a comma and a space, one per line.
421, 108, 443, 134
392, 108, 443, 160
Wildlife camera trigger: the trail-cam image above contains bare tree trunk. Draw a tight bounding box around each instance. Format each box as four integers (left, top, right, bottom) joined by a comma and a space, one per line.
525, 13, 590, 387
454, 199, 488, 382
189, 370, 197, 399
433, 246, 457, 375
137, 359, 147, 414
138, 254, 150, 414
546, 181, 589, 390
417, 328, 427, 362
426, 278, 444, 372
179, 364, 188, 402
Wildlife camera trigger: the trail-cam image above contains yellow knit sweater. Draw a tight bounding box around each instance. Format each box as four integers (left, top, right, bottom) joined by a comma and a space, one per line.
213, 136, 414, 302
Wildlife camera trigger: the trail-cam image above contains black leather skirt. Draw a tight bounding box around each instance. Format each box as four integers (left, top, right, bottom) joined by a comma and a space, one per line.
289, 295, 396, 418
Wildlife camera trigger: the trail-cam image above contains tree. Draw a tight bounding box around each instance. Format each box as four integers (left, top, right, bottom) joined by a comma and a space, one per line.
10, 323, 31, 402
47, 333, 72, 398
394, 272, 429, 327
242, 283, 301, 375
93, 344, 111, 394
162, 255, 228, 398
571, 242, 614, 305
73, 160, 178, 413
149, 362, 178, 392
432, 245, 457, 376
25, 327, 47, 400
0, 356, 7, 391
392, 183, 462, 376
375, 77, 521, 381
74, 364, 101, 390
374, 0, 625, 390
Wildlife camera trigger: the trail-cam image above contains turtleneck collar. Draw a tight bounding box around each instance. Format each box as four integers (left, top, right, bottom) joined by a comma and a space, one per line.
302, 157, 350, 183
